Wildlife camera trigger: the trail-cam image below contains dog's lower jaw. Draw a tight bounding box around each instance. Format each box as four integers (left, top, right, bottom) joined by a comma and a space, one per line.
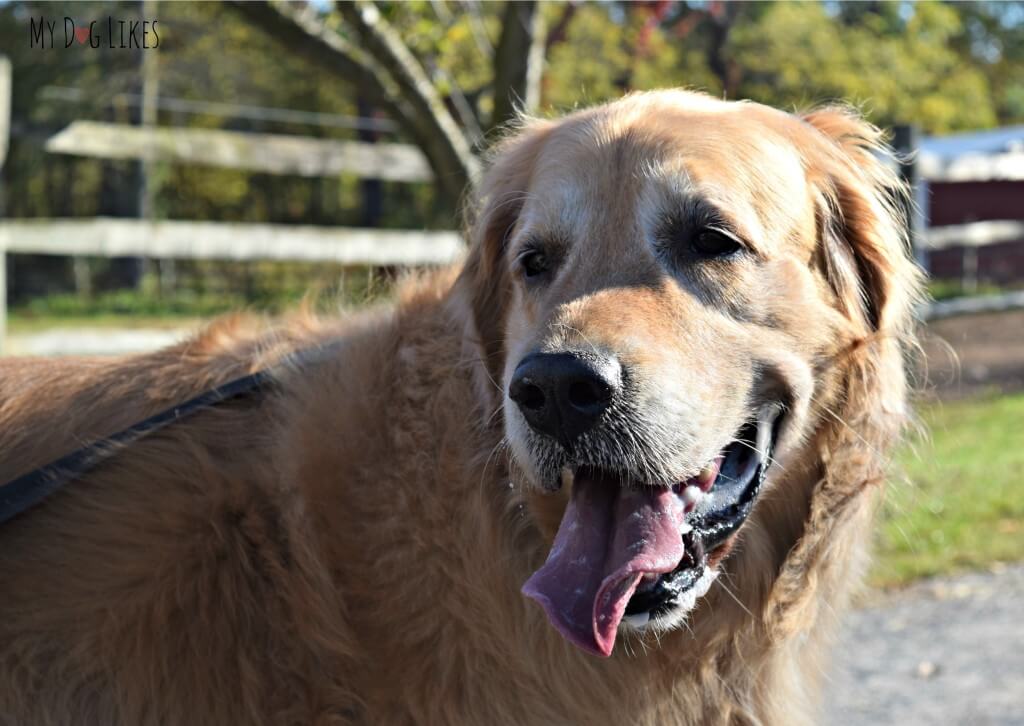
620, 565, 718, 634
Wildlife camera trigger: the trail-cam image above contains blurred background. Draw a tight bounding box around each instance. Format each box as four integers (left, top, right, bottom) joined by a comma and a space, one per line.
0, 1, 1022, 722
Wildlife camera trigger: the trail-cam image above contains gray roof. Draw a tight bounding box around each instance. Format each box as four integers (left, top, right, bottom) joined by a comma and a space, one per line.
921, 125, 1024, 159
919, 125, 1024, 182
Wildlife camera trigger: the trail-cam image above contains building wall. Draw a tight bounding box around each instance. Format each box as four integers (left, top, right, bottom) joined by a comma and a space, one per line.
928, 181, 1024, 226
930, 238, 1024, 285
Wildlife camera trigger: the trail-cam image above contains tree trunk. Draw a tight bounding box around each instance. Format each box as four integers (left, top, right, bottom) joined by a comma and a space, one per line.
491, 1, 546, 133
357, 96, 382, 228
706, 1, 742, 99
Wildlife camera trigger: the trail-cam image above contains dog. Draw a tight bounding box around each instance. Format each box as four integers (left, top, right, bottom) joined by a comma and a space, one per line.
0, 90, 922, 725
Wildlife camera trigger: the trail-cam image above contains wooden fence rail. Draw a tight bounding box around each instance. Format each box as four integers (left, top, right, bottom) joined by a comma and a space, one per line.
0, 218, 465, 352
46, 121, 436, 182
924, 220, 1024, 251
6, 215, 1024, 352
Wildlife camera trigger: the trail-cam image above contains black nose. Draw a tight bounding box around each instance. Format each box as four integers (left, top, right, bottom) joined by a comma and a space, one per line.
508, 352, 621, 445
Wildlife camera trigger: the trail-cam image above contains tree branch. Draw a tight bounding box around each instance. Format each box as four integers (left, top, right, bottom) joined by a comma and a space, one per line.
545, 3, 578, 54
706, 1, 743, 98
226, 0, 475, 209
336, 0, 477, 203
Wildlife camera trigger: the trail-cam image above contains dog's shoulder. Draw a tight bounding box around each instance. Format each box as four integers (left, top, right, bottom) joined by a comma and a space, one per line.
0, 314, 282, 483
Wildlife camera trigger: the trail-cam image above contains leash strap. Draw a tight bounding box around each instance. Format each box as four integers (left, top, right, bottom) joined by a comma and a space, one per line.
0, 369, 274, 525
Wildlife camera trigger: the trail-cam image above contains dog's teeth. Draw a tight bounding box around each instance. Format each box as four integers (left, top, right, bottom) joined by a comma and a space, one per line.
641, 573, 659, 583
757, 405, 780, 457
697, 464, 717, 492
623, 611, 650, 629
680, 485, 703, 510
560, 467, 574, 489
679, 521, 692, 535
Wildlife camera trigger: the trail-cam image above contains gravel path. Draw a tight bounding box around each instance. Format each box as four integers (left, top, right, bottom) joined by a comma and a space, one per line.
825, 565, 1024, 725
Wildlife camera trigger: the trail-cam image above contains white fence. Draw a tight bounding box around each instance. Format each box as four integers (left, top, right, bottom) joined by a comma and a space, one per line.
46, 121, 435, 182
0, 53, 466, 354
4, 55, 1024, 353
0, 219, 464, 352
0, 218, 462, 264
923, 221, 1024, 251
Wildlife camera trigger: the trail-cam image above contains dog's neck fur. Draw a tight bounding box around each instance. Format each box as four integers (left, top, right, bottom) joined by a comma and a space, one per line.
278, 275, 876, 725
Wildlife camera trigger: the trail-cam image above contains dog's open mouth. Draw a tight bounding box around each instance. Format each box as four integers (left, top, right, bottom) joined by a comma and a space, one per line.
522, 404, 782, 657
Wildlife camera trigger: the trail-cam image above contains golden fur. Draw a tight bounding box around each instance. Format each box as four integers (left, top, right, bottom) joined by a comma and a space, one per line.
0, 91, 921, 725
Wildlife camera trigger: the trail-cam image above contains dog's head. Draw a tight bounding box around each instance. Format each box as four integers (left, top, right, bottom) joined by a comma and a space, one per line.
459, 91, 919, 657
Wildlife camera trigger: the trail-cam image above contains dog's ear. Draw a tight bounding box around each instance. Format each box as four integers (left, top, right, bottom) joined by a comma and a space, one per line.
765, 107, 925, 640
459, 119, 553, 389
801, 107, 922, 337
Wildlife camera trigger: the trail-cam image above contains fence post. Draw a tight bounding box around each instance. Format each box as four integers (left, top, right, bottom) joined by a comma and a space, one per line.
0, 251, 6, 355
0, 56, 11, 354
892, 124, 930, 275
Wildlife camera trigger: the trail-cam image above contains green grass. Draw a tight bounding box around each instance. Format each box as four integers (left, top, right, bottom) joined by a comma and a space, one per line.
927, 279, 1011, 301
7, 289, 235, 334
7, 271, 396, 334
8, 290, 250, 334
872, 392, 1024, 587
7, 313, 202, 334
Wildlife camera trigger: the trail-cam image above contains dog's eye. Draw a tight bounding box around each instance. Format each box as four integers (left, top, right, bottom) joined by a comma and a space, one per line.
519, 249, 549, 279
692, 229, 742, 257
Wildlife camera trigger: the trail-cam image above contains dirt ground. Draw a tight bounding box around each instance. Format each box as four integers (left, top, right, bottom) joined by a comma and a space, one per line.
920, 308, 1024, 400
825, 565, 1024, 726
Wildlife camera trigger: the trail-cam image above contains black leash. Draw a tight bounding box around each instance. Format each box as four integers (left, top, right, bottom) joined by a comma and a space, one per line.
0, 368, 274, 525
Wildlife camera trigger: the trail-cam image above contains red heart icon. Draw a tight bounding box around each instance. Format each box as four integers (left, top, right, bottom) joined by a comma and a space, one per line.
74, 25, 90, 45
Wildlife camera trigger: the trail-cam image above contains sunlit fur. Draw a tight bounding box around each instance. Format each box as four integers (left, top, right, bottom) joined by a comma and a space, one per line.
0, 91, 921, 725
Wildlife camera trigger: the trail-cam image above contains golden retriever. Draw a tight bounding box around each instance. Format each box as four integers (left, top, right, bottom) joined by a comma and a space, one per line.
0, 90, 921, 725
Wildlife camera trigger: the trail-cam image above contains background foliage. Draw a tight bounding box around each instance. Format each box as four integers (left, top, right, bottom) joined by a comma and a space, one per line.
1, 0, 1022, 309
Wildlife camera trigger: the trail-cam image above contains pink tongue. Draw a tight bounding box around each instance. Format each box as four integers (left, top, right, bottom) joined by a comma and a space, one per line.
521, 474, 687, 657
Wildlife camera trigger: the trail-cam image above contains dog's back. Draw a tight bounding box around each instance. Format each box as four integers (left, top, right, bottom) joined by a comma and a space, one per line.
0, 317, 365, 725
1, 317, 276, 482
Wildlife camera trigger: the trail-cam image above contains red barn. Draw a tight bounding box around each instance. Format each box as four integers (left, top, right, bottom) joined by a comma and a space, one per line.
921, 126, 1024, 287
